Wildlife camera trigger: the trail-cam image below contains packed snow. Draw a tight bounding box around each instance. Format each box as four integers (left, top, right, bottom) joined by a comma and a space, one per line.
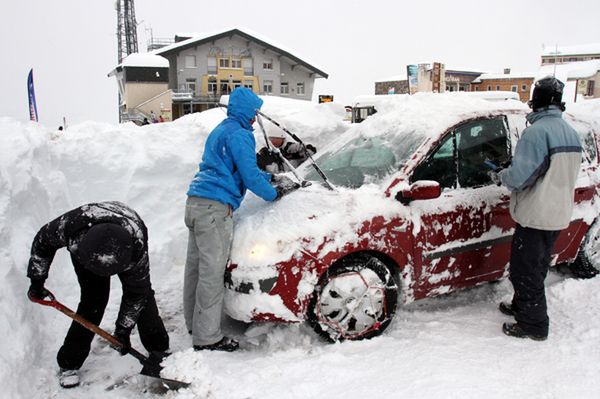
1, 96, 600, 399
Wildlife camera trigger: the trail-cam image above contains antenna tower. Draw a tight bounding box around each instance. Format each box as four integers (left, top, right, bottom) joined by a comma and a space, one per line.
116, 0, 139, 63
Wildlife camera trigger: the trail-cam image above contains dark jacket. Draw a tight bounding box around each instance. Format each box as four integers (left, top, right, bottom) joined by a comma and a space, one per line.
27, 201, 151, 332
186, 87, 277, 210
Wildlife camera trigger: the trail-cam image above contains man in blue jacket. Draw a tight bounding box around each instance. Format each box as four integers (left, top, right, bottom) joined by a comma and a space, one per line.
490, 77, 582, 341
184, 87, 298, 351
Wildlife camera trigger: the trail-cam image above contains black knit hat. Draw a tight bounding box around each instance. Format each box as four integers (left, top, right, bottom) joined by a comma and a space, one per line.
77, 223, 133, 276
528, 76, 565, 111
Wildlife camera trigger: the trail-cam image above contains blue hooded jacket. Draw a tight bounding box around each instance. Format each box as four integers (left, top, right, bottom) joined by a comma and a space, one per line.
187, 87, 277, 209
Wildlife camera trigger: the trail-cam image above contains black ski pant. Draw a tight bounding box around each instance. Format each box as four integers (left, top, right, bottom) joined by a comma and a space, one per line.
57, 261, 169, 370
509, 224, 560, 337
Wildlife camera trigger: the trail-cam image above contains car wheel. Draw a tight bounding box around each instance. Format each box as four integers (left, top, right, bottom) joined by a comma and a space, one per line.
308, 254, 398, 342
571, 219, 600, 279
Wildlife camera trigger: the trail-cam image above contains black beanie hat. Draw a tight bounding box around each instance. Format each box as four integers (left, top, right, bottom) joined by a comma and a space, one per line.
77, 223, 133, 276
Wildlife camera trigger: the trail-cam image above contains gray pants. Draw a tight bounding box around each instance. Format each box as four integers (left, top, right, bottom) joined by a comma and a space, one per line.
183, 196, 233, 346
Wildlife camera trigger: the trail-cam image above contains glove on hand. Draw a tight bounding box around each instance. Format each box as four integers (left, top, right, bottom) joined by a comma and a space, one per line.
488, 170, 502, 186
272, 175, 301, 199
112, 328, 131, 356
27, 279, 50, 301
305, 144, 317, 155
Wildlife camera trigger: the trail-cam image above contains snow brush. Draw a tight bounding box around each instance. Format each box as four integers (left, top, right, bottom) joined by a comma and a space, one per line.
255, 109, 335, 191
216, 102, 335, 190
29, 290, 190, 391
255, 113, 312, 188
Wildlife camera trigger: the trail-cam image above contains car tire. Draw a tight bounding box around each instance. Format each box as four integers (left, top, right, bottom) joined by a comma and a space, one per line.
308, 253, 398, 342
570, 219, 600, 279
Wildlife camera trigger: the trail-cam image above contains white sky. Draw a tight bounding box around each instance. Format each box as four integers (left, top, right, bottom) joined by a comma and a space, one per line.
2, 0, 600, 128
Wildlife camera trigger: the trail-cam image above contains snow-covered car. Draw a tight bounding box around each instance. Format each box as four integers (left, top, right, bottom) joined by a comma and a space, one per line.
225, 93, 600, 341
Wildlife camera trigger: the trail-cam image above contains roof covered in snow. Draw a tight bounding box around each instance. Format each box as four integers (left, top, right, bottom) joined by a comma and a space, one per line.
154, 27, 328, 79
542, 43, 600, 56
538, 60, 600, 81
120, 53, 169, 68
472, 72, 535, 82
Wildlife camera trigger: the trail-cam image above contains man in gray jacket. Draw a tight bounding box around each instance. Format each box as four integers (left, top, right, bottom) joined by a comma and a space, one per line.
490, 77, 582, 341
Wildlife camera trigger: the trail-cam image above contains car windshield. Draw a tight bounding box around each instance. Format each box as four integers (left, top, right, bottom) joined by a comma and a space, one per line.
305, 130, 427, 188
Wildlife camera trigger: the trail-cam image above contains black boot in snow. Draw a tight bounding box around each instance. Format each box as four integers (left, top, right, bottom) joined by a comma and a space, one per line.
498, 302, 516, 317
502, 322, 547, 341
194, 337, 239, 352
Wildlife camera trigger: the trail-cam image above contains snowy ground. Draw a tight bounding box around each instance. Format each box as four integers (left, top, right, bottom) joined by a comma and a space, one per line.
1, 97, 600, 399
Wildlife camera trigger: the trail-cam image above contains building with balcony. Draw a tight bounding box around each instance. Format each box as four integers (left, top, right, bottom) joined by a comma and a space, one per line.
153, 28, 328, 119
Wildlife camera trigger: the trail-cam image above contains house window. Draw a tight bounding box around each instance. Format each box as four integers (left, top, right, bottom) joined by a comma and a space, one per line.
263, 79, 273, 94
219, 58, 230, 68
521, 84, 528, 92
474, 86, 480, 91
185, 55, 196, 68
243, 58, 253, 75
487, 85, 492, 91
511, 85, 518, 92
281, 82, 289, 95
207, 58, 217, 74
244, 80, 254, 90
588, 80, 595, 96
220, 80, 231, 94
185, 78, 196, 95
232, 80, 242, 89
208, 78, 217, 95
297, 82, 305, 95
263, 59, 273, 70
496, 85, 501, 91
231, 59, 242, 69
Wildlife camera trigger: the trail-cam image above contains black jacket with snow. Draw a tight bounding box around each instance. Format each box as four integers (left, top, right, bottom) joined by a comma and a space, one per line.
27, 201, 152, 333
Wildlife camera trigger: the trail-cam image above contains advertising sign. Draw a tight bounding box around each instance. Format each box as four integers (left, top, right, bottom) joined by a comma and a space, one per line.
318, 95, 334, 103
406, 65, 418, 95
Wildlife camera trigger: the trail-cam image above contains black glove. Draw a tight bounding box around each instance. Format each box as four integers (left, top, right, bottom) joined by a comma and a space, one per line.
112, 328, 131, 355
272, 175, 301, 199
27, 279, 50, 301
305, 144, 317, 155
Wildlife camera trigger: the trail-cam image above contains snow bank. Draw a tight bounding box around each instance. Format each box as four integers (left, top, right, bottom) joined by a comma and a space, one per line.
0, 99, 347, 398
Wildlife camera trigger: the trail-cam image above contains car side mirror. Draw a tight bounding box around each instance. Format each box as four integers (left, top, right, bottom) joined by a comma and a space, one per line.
395, 180, 441, 204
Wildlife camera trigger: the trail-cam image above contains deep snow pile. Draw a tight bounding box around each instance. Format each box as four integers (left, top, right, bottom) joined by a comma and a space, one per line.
1, 96, 599, 399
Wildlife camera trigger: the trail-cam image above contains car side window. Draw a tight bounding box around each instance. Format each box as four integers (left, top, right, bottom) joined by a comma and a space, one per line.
411, 133, 457, 189
411, 117, 510, 189
456, 118, 511, 188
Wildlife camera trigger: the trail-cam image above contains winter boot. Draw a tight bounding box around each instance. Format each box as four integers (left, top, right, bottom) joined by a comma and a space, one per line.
194, 337, 239, 352
498, 302, 516, 317
59, 368, 80, 389
141, 351, 171, 377
502, 322, 547, 341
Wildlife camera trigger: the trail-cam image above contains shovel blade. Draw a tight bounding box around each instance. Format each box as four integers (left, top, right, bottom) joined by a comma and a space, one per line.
140, 367, 191, 391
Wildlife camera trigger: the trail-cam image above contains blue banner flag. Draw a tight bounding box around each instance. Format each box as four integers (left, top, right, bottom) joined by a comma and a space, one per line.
27, 69, 39, 122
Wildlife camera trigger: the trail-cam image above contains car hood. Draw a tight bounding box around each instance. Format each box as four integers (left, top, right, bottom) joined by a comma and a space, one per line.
231, 182, 409, 271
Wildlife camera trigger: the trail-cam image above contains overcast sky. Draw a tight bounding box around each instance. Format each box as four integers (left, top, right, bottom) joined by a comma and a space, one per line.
3, 0, 599, 128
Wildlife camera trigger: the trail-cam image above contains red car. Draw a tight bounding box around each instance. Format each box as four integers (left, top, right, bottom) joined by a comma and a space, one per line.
225, 94, 600, 341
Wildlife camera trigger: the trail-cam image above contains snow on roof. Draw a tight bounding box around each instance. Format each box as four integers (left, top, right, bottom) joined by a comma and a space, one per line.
120, 53, 169, 68
542, 43, 600, 56
472, 72, 536, 82
154, 26, 327, 78
538, 60, 600, 81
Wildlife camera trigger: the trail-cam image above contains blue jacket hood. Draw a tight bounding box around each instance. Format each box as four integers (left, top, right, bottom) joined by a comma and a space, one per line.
228, 87, 264, 129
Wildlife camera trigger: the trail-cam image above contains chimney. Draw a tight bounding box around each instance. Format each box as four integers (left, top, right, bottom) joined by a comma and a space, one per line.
503, 68, 511, 75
